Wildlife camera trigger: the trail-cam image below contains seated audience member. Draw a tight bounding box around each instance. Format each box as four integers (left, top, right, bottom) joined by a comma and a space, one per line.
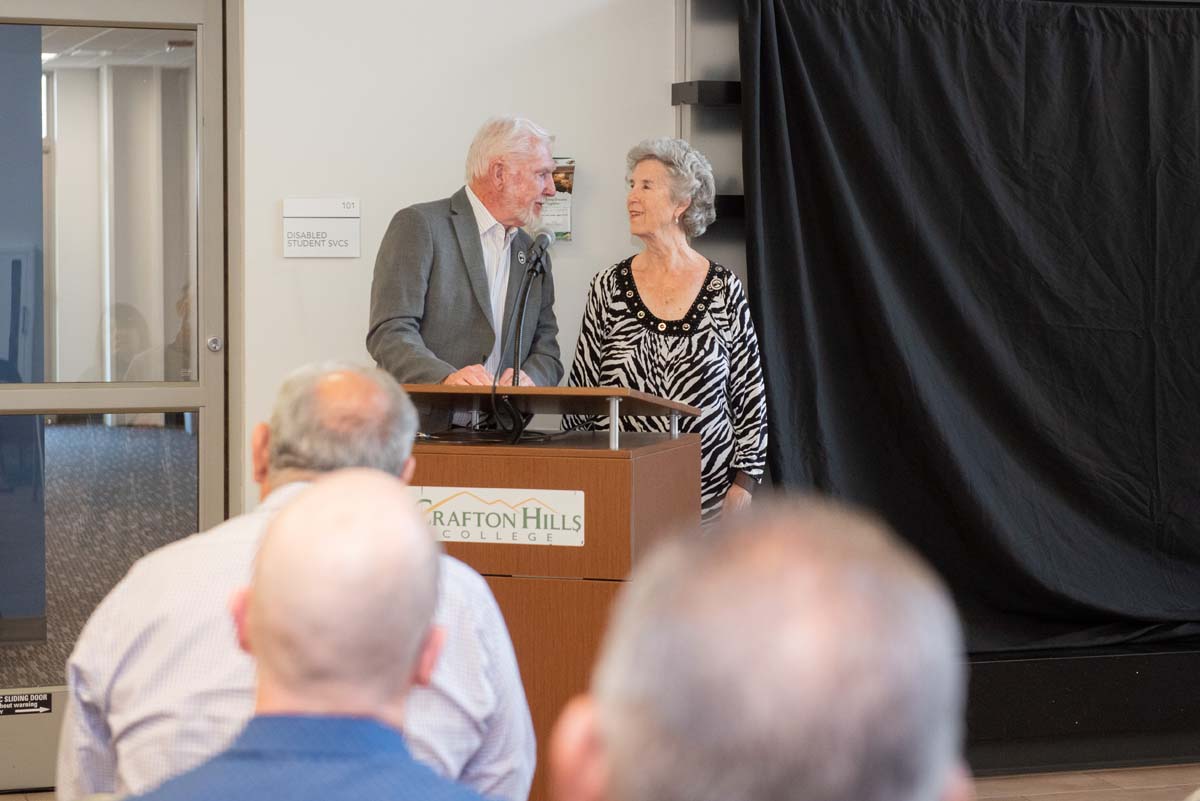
57, 363, 534, 801
550, 499, 973, 801
121, 469, 486, 801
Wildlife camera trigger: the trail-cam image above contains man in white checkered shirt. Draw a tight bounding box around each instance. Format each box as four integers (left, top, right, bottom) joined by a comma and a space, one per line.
56, 362, 536, 801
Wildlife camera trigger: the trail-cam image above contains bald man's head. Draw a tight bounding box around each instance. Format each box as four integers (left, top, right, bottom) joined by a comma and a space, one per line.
238, 468, 440, 713
257, 362, 418, 490
552, 498, 968, 801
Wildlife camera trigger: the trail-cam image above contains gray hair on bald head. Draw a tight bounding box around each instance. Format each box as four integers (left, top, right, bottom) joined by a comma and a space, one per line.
465, 115, 555, 183
268, 361, 418, 479
626, 137, 717, 238
593, 497, 965, 801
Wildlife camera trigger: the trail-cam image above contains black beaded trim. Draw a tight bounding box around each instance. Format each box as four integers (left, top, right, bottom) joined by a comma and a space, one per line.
616, 257, 726, 337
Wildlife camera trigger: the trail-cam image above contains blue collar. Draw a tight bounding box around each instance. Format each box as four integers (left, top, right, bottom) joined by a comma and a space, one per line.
229, 715, 411, 757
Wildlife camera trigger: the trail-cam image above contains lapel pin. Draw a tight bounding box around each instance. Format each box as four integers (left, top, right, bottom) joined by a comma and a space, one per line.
517, 251, 527, 265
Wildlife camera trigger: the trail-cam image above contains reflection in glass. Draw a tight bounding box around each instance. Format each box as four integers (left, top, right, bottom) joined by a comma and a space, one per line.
0, 414, 198, 689
0, 23, 199, 384
0, 412, 44, 646
0, 23, 44, 384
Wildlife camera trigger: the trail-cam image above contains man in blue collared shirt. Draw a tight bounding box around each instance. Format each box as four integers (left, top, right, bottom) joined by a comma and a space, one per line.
125, 468, 488, 801
58, 364, 534, 801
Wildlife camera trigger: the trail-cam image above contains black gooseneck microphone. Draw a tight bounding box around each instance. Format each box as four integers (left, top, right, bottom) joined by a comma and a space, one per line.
489, 228, 555, 442
511, 229, 554, 385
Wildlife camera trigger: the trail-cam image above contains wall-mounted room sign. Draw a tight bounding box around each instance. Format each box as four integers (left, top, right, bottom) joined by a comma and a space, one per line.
411, 485, 585, 546
283, 197, 360, 258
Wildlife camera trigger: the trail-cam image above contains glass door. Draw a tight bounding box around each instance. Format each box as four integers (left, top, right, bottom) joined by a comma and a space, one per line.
0, 1, 224, 790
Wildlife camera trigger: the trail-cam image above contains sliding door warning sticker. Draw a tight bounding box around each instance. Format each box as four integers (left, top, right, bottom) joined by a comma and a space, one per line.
0, 693, 51, 715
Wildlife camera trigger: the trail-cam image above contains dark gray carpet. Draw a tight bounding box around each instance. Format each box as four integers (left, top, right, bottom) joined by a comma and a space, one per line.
0, 421, 198, 689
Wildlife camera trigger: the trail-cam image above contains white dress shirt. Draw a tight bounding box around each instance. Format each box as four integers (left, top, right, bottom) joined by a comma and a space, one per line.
464, 185, 517, 378
55, 482, 536, 801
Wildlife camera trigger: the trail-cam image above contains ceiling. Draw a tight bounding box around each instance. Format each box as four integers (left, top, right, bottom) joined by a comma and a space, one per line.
41, 26, 196, 69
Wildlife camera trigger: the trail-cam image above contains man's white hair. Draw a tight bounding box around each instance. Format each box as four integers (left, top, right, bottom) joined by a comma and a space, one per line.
465, 115, 555, 183
593, 498, 966, 801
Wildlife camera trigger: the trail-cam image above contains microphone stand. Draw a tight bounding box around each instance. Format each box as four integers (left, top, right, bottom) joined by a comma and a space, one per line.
511, 247, 549, 386
490, 239, 550, 443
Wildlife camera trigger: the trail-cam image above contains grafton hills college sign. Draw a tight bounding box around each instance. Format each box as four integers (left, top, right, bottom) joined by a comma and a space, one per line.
412, 486, 585, 547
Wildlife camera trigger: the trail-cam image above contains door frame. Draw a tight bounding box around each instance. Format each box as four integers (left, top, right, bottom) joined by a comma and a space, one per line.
0, 0, 226, 528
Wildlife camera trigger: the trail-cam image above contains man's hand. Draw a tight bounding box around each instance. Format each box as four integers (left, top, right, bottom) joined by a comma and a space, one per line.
723, 483, 753, 516
498, 368, 536, 387
443, 364, 495, 386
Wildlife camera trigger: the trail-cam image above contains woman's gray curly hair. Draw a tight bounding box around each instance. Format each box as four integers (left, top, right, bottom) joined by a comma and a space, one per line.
626, 137, 717, 238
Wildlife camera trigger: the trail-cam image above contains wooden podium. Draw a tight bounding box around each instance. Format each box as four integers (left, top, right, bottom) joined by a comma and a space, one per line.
405, 386, 701, 801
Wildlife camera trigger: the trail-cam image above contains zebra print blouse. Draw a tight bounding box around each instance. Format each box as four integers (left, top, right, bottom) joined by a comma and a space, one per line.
564, 257, 769, 522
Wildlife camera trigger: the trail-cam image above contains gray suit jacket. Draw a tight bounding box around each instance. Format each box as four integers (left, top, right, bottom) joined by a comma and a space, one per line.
367, 187, 563, 431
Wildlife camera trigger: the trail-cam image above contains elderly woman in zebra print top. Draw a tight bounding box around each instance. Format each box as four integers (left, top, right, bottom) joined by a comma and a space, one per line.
563, 138, 768, 522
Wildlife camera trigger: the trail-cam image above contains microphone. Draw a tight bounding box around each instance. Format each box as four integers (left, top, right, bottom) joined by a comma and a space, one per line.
488, 227, 555, 441
526, 229, 555, 273
507, 228, 553, 397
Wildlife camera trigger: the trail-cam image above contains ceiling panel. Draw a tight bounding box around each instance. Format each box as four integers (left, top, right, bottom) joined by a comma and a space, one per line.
40, 25, 195, 69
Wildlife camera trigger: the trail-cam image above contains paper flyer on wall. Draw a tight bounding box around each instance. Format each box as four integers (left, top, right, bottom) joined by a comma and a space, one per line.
542, 158, 574, 240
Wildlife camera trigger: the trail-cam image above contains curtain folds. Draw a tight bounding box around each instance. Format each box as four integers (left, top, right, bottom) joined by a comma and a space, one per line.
739, 0, 1200, 650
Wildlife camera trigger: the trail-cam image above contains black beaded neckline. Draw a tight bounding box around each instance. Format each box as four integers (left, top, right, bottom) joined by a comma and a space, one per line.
616, 256, 727, 337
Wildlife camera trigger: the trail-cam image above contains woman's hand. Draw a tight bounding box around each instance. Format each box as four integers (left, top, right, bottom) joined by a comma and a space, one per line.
723, 483, 753, 515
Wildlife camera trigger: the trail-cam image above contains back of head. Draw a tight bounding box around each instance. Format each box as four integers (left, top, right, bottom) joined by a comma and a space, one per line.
593, 498, 965, 801
465, 115, 555, 183
247, 468, 439, 706
267, 361, 417, 480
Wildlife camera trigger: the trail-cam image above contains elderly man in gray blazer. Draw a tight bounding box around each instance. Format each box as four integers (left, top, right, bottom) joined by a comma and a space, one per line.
368, 116, 564, 431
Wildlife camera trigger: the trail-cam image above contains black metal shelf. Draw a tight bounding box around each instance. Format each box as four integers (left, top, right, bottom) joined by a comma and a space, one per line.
671, 80, 741, 106
707, 195, 745, 234
715, 194, 744, 218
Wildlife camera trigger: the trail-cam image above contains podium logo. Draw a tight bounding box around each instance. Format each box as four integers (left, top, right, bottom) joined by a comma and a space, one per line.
411, 486, 585, 547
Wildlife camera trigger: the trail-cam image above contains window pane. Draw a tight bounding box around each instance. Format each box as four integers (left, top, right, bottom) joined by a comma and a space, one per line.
0, 413, 198, 689
0, 24, 199, 384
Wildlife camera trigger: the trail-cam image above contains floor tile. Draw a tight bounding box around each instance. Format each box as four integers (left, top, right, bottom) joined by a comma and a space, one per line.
1024, 786, 1196, 801
1089, 764, 1200, 790
974, 772, 1119, 797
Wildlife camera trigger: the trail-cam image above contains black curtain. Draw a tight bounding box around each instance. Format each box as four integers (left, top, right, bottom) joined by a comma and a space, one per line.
739, 0, 1200, 650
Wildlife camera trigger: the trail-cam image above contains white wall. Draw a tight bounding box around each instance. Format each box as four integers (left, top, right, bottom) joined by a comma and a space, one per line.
110, 66, 165, 374
240, 0, 676, 509
52, 69, 103, 381
50, 65, 192, 383
159, 65, 196, 373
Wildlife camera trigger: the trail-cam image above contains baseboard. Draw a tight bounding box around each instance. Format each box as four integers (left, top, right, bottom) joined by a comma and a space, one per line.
966, 646, 1200, 774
